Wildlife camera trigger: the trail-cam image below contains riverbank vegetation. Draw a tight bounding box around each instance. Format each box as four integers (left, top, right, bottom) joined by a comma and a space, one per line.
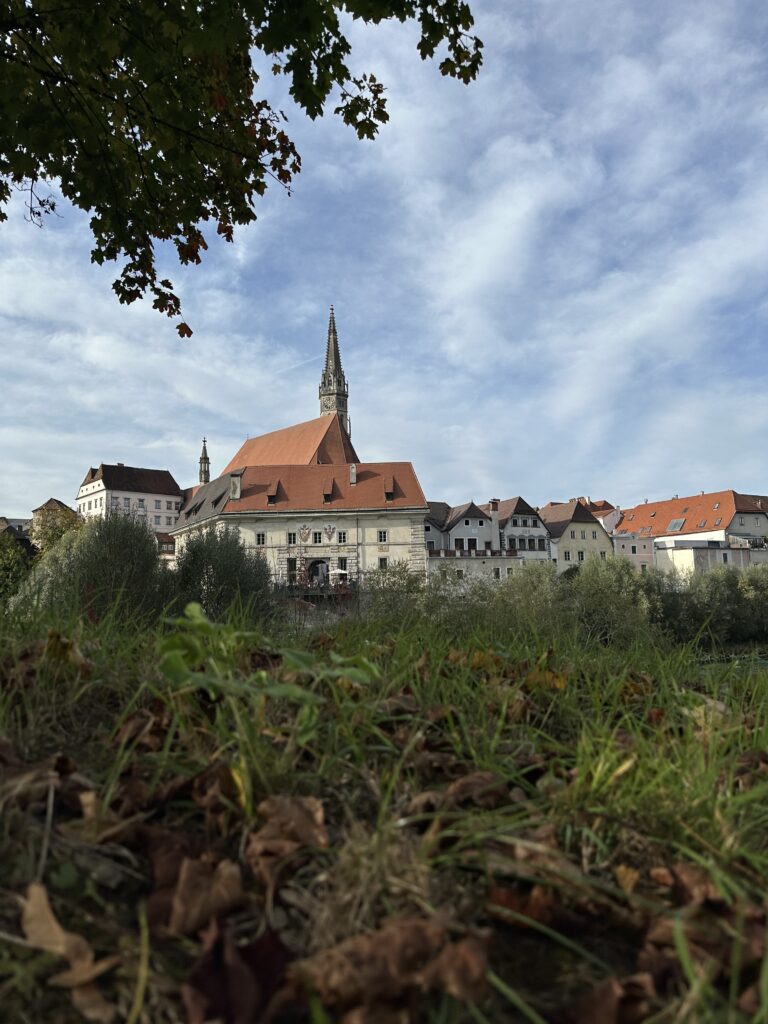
2, 522, 768, 1021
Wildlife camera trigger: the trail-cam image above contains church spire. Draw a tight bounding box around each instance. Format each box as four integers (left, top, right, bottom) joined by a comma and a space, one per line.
319, 305, 350, 435
199, 437, 210, 485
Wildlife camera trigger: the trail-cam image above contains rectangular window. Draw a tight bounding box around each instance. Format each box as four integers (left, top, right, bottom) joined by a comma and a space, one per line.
723, 552, 728, 563
531, 518, 538, 528
174, 502, 180, 510
427, 540, 435, 550
631, 545, 637, 554
338, 530, 347, 544
600, 551, 607, 560
456, 568, 464, 579
507, 567, 514, 577
425, 524, 430, 531
166, 516, 172, 526
538, 538, 546, 551
577, 550, 585, 562
564, 550, 571, 562
166, 501, 173, 510
756, 518, 761, 526
154, 515, 161, 525
464, 519, 470, 526
154, 500, 161, 509
667, 518, 686, 532
338, 557, 347, 571
478, 520, 484, 527
570, 530, 575, 539
287, 532, 297, 545
493, 567, 500, 579
739, 517, 745, 526
484, 541, 492, 550
512, 518, 519, 527
123, 497, 130, 508
138, 498, 145, 507
592, 530, 597, 539
87, 500, 92, 510
255, 533, 266, 545
714, 518, 722, 526
378, 557, 388, 570
641, 563, 647, 573
580, 530, 586, 540
467, 538, 477, 552
313, 531, 322, 544
287, 557, 297, 585
378, 529, 388, 543
454, 538, 464, 550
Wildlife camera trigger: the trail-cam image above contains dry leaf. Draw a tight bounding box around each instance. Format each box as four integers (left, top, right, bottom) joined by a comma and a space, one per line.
168, 858, 244, 935
20, 882, 119, 1021
614, 864, 640, 895
245, 796, 328, 890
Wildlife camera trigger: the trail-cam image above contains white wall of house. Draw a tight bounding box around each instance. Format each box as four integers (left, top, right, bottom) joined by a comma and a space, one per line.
448, 515, 494, 552
427, 550, 523, 582
500, 512, 549, 560
654, 545, 753, 573
76, 484, 181, 529
174, 510, 428, 582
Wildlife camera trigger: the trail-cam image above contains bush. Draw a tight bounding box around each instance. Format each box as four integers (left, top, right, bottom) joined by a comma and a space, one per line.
0, 531, 30, 606
18, 513, 167, 621
174, 526, 273, 622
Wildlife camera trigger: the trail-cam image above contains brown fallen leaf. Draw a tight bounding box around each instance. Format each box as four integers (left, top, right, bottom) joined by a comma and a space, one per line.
487, 882, 555, 926
182, 919, 293, 1024
167, 857, 244, 936
576, 972, 655, 1024
614, 864, 640, 895
245, 795, 328, 891
266, 915, 487, 1020
20, 882, 119, 1022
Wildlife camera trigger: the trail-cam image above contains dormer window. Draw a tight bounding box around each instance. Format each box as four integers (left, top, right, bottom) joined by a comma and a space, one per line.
384, 475, 394, 501
267, 480, 279, 505
322, 478, 333, 503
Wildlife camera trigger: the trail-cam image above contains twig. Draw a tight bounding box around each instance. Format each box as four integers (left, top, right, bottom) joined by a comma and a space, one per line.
126, 901, 150, 1024
36, 782, 55, 882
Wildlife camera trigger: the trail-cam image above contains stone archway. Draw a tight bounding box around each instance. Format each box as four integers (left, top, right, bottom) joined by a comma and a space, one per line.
307, 559, 329, 585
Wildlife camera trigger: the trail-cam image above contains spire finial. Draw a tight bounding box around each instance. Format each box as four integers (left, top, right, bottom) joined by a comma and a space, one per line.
199, 437, 211, 485
319, 305, 349, 434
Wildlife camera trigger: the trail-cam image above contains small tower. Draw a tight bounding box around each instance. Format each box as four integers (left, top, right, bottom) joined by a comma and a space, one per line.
199, 438, 210, 485
318, 306, 350, 436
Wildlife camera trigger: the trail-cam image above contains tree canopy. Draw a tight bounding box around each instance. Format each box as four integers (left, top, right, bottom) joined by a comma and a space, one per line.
1, 1, 481, 334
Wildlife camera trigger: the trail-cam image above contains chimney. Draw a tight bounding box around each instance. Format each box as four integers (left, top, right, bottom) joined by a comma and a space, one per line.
229, 470, 244, 501
489, 498, 499, 548
349, 464, 357, 486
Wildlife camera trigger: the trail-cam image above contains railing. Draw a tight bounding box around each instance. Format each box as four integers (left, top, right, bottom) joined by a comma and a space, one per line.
429, 548, 520, 558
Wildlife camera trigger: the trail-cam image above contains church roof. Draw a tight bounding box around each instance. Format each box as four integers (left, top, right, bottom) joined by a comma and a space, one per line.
222, 413, 358, 474
79, 465, 182, 496
177, 463, 427, 528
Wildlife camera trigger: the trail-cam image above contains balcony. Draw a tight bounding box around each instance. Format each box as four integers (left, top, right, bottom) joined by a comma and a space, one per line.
429, 548, 521, 558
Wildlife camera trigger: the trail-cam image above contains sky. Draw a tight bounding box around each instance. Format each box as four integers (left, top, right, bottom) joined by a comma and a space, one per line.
2, 0, 768, 518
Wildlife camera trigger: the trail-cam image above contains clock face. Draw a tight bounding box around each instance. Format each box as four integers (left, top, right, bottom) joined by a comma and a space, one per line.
321, 396, 334, 411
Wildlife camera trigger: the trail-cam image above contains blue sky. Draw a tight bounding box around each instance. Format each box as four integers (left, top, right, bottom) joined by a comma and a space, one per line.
2, 0, 768, 518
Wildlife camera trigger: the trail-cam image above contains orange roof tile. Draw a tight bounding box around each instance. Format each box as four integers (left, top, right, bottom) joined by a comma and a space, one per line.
222, 414, 358, 474
615, 490, 768, 538
179, 463, 427, 526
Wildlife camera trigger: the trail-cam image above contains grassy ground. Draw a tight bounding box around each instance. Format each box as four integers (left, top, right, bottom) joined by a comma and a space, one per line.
2, 594, 768, 1023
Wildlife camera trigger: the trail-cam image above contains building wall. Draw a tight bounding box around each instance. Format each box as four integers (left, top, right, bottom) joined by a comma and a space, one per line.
427, 550, 523, 582
174, 510, 428, 581
550, 523, 613, 573
613, 532, 653, 573
76, 483, 181, 529
500, 512, 550, 560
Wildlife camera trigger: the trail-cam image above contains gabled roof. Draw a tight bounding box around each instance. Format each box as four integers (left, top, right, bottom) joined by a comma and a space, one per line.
222, 413, 358, 474
538, 499, 603, 540
444, 501, 491, 532
79, 466, 182, 496
426, 501, 451, 529
615, 490, 768, 538
32, 497, 76, 514
177, 463, 427, 529
478, 496, 539, 528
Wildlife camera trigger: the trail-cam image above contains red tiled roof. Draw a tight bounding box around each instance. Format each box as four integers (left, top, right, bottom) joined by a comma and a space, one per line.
478, 496, 539, 527
615, 490, 768, 538
179, 463, 427, 526
222, 414, 358, 474
32, 497, 75, 514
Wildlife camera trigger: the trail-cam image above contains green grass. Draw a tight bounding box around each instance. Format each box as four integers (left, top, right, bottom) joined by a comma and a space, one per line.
2, 590, 768, 1022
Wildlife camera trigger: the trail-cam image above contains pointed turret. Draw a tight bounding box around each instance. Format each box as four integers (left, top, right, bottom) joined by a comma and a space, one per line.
199, 437, 210, 485
318, 305, 350, 435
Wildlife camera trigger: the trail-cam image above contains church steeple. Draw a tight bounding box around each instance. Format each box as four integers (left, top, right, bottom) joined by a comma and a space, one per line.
318, 305, 350, 435
199, 438, 210, 485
